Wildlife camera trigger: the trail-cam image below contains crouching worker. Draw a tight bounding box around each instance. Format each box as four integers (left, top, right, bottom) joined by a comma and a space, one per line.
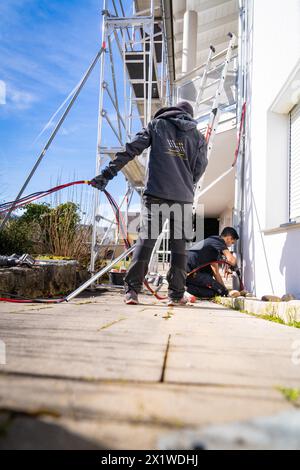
91, 101, 208, 306
186, 227, 239, 299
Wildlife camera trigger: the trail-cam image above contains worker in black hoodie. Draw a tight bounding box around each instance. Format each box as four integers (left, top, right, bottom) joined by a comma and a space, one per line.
91, 101, 208, 305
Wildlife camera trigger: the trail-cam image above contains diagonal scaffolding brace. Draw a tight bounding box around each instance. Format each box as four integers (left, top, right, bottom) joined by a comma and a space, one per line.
0, 47, 105, 231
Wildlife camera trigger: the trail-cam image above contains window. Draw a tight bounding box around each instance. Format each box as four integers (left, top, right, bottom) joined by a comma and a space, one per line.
289, 102, 300, 221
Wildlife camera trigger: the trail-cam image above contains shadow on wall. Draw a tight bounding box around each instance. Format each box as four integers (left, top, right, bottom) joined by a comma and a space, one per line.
240, 4, 256, 296
242, 110, 256, 295
280, 229, 300, 299
241, 95, 256, 294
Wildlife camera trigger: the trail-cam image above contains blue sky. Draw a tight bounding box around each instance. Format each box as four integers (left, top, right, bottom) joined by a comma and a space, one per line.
0, 0, 138, 221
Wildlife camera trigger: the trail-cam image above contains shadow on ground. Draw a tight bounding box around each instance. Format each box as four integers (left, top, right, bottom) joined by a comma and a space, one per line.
0, 412, 105, 450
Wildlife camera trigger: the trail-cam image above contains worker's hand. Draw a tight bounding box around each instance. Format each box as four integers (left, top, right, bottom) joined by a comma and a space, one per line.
230, 264, 239, 272
90, 174, 109, 191
228, 264, 241, 277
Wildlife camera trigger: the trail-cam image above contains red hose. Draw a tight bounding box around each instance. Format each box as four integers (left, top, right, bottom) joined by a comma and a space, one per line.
144, 258, 244, 301
0, 184, 131, 303
0, 102, 247, 304
0, 180, 91, 215
232, 102, 246, 167
0, 297, 66, 304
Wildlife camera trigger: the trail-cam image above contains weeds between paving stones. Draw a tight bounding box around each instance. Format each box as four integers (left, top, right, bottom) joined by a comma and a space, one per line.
162, 309, 174, 320
214, 297, 300, 329
239, 310, 300, 328
98, 318, 127, 331
276, 387, 300, 407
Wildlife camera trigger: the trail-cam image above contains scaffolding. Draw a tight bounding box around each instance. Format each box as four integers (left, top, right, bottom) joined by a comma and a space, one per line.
90, 1, 238, 282
148, 34, 239, 277
90, 0, 171, 275
0, 1, 241, 300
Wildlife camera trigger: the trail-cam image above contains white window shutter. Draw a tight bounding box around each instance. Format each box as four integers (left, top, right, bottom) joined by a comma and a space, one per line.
290, 102, 300, 221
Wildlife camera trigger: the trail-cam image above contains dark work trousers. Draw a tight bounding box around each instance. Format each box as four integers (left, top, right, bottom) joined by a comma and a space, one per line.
124, 195, 193, 300
186, 271, 228, 298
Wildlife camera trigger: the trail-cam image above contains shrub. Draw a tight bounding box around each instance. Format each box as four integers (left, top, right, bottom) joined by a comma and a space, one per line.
0, 218, 34, 254
0, 202, 91, 265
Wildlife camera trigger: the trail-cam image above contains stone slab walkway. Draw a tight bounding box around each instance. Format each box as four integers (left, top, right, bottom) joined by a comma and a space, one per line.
0, 288, 299, 449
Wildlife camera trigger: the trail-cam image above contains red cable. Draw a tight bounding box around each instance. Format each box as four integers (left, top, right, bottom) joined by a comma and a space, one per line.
232, 102, 246, 167
0, 181, 90, 215
187, 259, 244, 291
0, 186, 131, 303
144, 259, 244, 301
0, 297, 66, 304
0, 107, 247, 304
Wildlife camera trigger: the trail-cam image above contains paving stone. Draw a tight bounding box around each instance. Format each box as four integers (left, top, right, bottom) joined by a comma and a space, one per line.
0, 291, 299, 449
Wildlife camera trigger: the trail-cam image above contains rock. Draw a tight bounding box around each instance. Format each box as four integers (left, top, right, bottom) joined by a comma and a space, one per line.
239, 290, 249, 297
228, 290, 241, 298
281, 293, 296, 302
261, 295, 281, 302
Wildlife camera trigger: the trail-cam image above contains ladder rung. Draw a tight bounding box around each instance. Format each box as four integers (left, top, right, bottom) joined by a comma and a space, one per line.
125, 60, 146, 64
125, 51, 149, 55
129, 80, 158, 84
207, 63, 224, 75
129, 97, 162, 102
125, 53, 150, 59
202, 78, 220, 90
198, 95, 215, 105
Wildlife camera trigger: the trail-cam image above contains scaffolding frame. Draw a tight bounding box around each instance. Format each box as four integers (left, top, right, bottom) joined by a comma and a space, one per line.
148, 35, 239, 278
90, 0, 171, 275
0, 1, 243, 300
66, 23, 240, 300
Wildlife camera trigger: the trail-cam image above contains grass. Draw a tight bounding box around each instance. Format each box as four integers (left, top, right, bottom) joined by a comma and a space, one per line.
162, 309, 174, 320
243, 311, 300, 328
214, 297, 300, 328
287, 320, 300, 328
239, 309, 300, 328
242, 311, 284, 324
36, 255, 72, 261
276, 387, 300, 406
98, 318, 127, 330
110, 260, 131, 270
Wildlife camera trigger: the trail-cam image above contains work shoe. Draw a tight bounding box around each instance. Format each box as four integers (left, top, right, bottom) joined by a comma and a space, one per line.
167, 297, 188, 306
167, 291, 197, 306
184, 291, 197, 303
124, 290, 139, 305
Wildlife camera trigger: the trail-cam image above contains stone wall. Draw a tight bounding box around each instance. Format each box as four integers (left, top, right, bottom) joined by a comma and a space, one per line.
0, 260, 89, 298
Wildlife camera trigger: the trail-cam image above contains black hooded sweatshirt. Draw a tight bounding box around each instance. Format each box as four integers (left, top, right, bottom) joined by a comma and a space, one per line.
102, 106, 208, 203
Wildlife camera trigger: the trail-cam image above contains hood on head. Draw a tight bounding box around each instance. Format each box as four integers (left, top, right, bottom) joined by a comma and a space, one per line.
176, 101, 194, 117
153, 106, 197, 131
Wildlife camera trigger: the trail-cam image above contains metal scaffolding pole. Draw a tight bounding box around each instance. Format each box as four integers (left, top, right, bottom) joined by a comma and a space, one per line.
0, 47, 105, 231
66, 245, 135, 302
90, 5, 108, 275
89, 0, 170, 281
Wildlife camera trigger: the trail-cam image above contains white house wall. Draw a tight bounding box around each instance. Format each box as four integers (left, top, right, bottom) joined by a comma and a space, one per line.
243, 0, 300, 298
